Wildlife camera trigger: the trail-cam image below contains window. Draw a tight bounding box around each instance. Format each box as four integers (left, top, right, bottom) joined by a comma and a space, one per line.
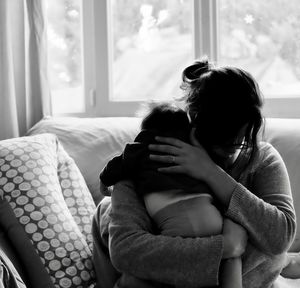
219, 0, 300, 98
46, 0, 95, 116
218, 0, 300, 118
111, 0, 193, 101
94, 0, 195, 116
46, 0, 300, 118
46, 0, 85, 114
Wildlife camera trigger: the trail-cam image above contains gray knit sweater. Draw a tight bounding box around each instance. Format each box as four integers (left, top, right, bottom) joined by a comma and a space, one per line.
93, 142, 296, 288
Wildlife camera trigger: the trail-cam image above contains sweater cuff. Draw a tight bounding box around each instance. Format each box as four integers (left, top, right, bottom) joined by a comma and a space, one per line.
207, 234, 224, 286
225, 183, 246, 221
176, 234, 224, 287
198, 234, 224, 287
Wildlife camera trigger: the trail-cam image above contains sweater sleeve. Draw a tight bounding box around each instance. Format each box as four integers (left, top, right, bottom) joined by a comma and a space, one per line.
225, 143, 296, 255
100, 155, 124, 187
109, 181, 224, 287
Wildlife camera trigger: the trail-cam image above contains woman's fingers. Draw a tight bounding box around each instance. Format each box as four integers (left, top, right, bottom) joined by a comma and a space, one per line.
158, 165, 184, 173
148, 144, 181, 155
149, 154, 179, 164
155, 136, 186, 148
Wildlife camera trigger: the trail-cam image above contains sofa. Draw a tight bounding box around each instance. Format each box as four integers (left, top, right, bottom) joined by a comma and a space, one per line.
0, 116, 300, 288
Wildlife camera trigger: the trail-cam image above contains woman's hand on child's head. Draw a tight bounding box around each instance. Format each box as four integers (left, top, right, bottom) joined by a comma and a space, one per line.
148, 133, 216, 181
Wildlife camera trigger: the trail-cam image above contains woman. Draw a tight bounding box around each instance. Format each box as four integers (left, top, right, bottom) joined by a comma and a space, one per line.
99, 101, 244, 288
93, 58, 296, 288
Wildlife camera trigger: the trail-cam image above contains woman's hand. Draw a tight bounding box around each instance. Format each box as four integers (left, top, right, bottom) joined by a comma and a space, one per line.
148, 128, 216, 181
222, 219, 248, 259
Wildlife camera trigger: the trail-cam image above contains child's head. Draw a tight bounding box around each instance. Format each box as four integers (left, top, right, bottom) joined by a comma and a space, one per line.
180, 57, 264, 160
140, 102, 191, 141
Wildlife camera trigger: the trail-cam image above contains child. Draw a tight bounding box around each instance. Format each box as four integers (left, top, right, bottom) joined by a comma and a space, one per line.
100, 102, 242, 288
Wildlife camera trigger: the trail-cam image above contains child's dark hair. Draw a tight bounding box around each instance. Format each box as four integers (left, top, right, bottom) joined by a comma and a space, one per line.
140, 102, 191, 141
180, 57, 264, 162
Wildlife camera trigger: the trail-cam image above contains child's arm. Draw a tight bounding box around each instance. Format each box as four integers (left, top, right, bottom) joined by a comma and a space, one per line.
220, 257, 243, 288
100, 155, 124, 187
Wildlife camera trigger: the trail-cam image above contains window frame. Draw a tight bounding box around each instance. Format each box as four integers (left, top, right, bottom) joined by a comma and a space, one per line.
54, 0, 300, 118
92, 0, 215, 117
92, 0, 140, 117
196, 0, 300, 119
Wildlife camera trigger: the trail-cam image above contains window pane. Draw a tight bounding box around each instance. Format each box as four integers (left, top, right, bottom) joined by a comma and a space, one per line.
111, 0, 193, 101
46, 0, 85, 113
219, 0, 300, 98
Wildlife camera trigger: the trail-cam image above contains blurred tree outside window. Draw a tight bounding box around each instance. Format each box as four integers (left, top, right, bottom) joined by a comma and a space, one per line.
111, 0, 193, 101
46, 0, 84, 113
45, 0, 300, 115
219, 0, 300, 98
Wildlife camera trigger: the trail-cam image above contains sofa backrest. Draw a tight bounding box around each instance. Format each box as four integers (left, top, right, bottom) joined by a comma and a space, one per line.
27, 117, 141, 205
27, 116, 300, 252
263, 118, 300, 252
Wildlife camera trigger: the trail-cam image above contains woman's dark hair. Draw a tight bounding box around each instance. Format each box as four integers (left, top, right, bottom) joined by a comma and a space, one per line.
180, 57, 264, 163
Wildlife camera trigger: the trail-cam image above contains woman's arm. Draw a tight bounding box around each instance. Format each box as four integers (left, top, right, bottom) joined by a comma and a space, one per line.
150, 136, 296, 256
222, 144, 296, 255
109, 181, 225, 287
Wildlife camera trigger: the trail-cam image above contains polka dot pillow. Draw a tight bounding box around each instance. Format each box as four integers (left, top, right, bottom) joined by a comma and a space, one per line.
0, 134, 96, 288
56, 142, 96, 250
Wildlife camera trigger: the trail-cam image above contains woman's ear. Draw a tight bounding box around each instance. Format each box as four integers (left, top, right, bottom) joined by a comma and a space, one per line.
187, 110, 197, 124
190, 127, 201, 147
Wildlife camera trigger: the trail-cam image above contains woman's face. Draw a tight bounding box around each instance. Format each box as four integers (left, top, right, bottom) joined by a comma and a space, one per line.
207, 125, 247, 169
208, 143, 243, 169
188, 109, 249, 169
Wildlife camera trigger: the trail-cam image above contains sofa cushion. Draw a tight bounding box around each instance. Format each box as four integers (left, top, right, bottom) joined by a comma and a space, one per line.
27, 117, 141, 205
263, 118, 300, 252
0, 133, 96, 287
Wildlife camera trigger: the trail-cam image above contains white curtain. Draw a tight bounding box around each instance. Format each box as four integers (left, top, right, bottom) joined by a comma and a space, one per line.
0, 0, 51, 141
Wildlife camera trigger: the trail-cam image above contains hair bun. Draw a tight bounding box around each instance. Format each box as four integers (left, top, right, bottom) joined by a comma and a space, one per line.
182, 57, 211, 82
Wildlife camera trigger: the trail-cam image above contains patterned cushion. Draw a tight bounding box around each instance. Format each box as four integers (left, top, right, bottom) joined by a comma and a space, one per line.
0, 134, 96, 288
57, 143, 95, 251
26, 116, 141, 205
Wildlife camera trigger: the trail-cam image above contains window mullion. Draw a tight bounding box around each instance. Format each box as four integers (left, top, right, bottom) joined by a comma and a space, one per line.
93, 0, 111, 116
93, 0, 142, 116
81, 0, 97, 116
194, 0, 218, 62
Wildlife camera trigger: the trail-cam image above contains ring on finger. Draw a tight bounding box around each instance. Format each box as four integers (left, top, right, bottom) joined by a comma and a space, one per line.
171, 156, 176, 164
